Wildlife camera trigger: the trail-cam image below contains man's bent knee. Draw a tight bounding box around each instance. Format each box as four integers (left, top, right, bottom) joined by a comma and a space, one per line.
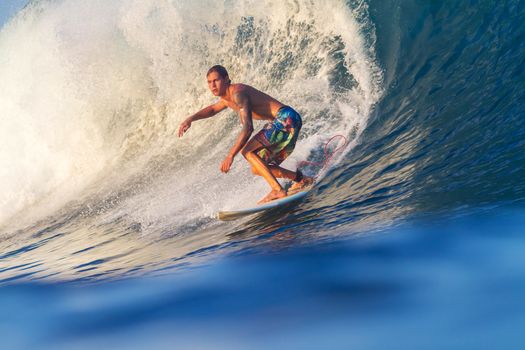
242, 138, 264, 158
241, 146, 250, 159
241, 142, 257, 158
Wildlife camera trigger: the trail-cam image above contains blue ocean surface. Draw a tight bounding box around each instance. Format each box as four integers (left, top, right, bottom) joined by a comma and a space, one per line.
1, 0, 524, 349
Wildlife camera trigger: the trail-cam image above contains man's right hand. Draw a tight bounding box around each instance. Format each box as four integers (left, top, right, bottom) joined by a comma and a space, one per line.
178, 118, 192, 137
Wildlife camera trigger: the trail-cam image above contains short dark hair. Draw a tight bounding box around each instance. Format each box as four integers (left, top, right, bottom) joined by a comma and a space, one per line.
207, 65, 231, 83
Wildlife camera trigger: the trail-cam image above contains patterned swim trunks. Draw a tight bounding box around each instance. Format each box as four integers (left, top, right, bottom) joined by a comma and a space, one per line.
255, 106, 302, 165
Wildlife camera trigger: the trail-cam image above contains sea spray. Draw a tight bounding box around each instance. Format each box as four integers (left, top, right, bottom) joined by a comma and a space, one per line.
0, 0, 382, 235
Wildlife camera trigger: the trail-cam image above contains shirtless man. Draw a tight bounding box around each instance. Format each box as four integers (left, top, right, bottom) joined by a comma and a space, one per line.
178, 65, 312, 203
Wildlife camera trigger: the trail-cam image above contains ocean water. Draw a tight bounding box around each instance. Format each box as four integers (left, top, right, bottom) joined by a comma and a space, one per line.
1, 0, 524, 349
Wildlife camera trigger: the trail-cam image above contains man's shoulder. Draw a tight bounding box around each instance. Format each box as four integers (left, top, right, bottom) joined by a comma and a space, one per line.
231, 83, 249, 92
233, 84, 262, 99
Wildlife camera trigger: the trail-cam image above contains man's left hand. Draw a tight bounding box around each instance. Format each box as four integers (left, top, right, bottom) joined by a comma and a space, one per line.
220, 155, 234, 173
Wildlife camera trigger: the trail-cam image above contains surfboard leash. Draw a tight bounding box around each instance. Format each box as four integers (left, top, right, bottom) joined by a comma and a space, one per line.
298, 134, 349, 179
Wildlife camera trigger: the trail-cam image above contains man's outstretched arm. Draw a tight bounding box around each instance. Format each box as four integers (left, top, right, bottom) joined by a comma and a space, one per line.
178, 101, 227, 137
221, 91, 254, 173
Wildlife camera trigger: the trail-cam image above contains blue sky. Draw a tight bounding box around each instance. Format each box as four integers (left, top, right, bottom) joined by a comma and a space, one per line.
0, 0, 30, 28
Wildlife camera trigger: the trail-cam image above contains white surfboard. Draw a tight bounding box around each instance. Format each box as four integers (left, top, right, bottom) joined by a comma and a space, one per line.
217, 187, 311, 221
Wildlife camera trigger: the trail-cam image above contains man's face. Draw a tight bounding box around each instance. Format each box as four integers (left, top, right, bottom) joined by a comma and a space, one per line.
207, 71, 228, 96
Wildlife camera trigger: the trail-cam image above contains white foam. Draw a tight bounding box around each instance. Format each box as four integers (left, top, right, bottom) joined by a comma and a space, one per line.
0, 0, 383, 234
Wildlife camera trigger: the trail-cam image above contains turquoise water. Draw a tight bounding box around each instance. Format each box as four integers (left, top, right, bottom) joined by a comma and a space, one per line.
1, 0, 524, 349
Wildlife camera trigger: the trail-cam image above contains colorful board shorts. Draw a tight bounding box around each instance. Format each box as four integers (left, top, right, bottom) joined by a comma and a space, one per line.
255, 106, 302, 165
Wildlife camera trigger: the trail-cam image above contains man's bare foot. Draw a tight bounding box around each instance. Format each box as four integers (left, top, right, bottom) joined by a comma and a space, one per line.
257, 189, 287, 204
288, 176, 314, 195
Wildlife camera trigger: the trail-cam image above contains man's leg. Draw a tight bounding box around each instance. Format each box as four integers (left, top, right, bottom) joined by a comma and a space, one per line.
247, 149, 314, 195
251, 165, 297, 181
287, 170, 314, 194
241, 138, 287, 203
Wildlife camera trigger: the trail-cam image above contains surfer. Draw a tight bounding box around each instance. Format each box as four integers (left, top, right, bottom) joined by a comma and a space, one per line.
178, 65, 313, 203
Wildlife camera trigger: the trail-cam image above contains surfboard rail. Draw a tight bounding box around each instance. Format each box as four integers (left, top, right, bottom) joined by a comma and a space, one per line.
217, 188, 311, 221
